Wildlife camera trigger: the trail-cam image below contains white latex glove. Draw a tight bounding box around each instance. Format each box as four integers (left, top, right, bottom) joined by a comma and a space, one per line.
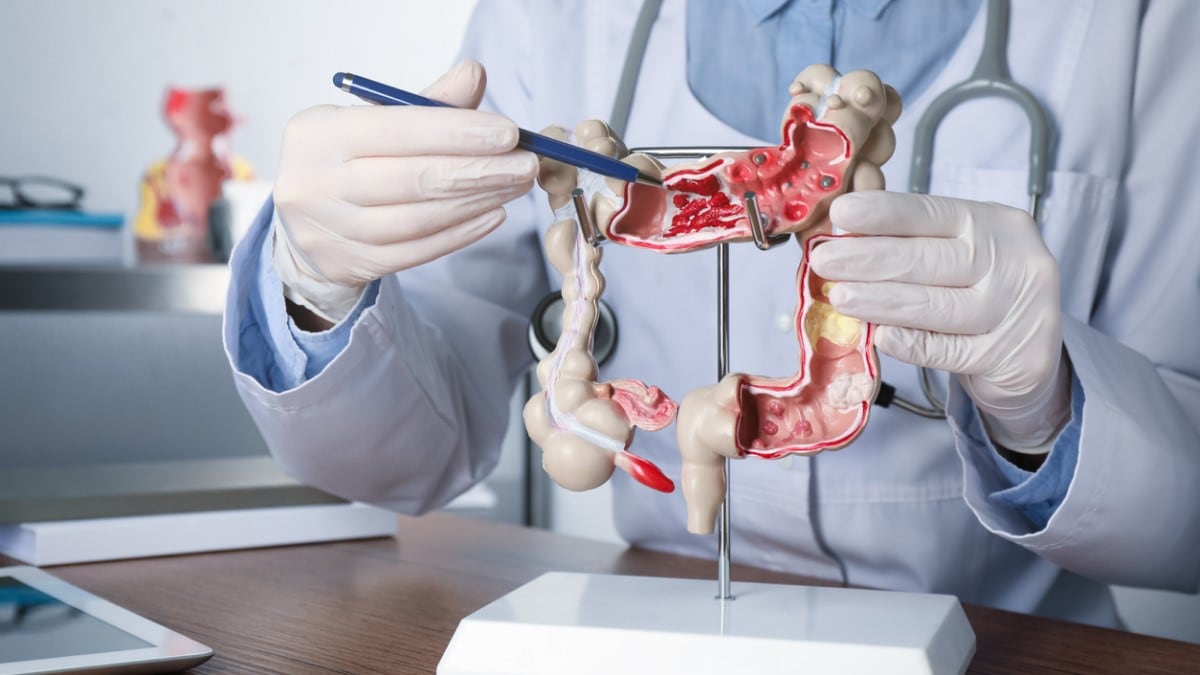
272, 60, 539, 322
811, 191, 1071, 452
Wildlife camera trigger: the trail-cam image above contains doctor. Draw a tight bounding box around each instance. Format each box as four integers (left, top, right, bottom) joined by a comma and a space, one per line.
225, 0, 1200, 628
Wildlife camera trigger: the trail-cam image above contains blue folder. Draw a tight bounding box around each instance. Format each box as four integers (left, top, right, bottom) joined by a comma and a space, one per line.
0, 210, 124, 229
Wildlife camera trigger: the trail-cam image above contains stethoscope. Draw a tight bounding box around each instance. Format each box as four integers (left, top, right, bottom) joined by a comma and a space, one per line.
529, 0, 1051, 420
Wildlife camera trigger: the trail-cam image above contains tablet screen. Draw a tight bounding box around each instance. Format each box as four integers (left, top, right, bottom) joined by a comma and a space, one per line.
0, 577, 152, 661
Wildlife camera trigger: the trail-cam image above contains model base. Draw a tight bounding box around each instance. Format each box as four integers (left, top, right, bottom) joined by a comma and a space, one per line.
437, 572, 975, 675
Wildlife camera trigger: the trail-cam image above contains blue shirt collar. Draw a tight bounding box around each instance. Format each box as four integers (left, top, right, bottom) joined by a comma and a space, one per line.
844, 0, 893, 19
737, 0, 895, 23
736, 0, 790, 22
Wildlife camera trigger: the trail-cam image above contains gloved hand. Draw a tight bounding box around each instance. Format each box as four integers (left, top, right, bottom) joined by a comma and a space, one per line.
272, 60, 539, 323
810, 191, 1071, 452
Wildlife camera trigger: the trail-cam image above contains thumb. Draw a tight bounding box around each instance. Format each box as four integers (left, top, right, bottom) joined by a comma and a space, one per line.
421, 60, 487, 110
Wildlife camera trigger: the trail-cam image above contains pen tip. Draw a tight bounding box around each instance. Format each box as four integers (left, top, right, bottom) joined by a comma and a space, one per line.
636, 173, 665, 190
332, 72, 345, 89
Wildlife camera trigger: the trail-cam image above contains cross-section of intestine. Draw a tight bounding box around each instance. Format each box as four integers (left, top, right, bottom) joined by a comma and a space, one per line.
676, 235, 880, 533
523, 122, 678, 494
599, 66, 901, 253
526, 66, 900, 533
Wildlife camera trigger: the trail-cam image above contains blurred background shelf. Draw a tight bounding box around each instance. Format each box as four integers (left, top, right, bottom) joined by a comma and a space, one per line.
0, 264, 524, 566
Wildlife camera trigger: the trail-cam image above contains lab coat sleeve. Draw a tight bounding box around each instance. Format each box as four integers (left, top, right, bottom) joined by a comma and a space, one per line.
948, 0, 1200, 592
222, 1, 549, 514
978, 374, 1084, 528
228, 202, 380, 392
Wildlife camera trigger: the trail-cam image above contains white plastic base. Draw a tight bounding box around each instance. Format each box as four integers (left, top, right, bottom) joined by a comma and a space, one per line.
438, 572, 975, 675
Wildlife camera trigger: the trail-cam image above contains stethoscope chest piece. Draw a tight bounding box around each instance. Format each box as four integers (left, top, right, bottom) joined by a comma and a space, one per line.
528, 291, 619, 367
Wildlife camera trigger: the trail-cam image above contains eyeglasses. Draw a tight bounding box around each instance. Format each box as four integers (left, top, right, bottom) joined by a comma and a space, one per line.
0, 176, 85, 210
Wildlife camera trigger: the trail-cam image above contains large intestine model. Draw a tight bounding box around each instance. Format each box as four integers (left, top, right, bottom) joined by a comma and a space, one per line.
524, 65, 902, 535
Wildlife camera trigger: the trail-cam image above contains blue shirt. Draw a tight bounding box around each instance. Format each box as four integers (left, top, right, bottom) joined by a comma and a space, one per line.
687, 0, 982, 141
236, 0, 1079, 531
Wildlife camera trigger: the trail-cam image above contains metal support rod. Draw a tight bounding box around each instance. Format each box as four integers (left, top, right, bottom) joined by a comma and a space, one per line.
744, 192, 770, 251
622, 146, 760, 602
629, 146, 756, 158
572, 188, 603, 247
717, 242, 733, 601
743, 191, 790, 251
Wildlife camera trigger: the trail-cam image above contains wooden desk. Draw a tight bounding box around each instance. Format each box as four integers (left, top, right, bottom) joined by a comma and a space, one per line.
21, 513, 1198, 674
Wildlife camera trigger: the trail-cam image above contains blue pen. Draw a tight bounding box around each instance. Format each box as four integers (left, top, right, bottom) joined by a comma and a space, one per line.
333, 72, 664, 190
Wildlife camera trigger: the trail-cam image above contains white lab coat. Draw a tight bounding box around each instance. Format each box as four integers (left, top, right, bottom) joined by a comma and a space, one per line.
224, 0, 1200, 627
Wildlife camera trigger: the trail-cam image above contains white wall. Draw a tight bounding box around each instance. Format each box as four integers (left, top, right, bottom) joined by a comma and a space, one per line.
0, 0, 477, 220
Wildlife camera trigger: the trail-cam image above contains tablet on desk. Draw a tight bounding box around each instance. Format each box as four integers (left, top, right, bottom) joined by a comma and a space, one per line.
0, 566, 212, 674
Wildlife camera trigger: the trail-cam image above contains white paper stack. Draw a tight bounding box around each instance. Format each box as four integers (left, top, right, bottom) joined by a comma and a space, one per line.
0, 482, 497, 567
0, 503, 397, 566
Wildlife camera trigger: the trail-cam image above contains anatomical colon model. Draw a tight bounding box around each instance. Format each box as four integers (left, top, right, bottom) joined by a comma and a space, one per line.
525, 65, 901, 535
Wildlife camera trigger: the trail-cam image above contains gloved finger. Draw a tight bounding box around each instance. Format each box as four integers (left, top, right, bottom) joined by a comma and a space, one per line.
346, 182, 531, 245
829, 191, 967, 238
828, 281, 1003, 334
327, 105, 520, 159
874, 325, 987, 376
338, 150, 539, 206
420, 60, 487, 110
375, 207, 508, 271
810, 236, 980, 286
